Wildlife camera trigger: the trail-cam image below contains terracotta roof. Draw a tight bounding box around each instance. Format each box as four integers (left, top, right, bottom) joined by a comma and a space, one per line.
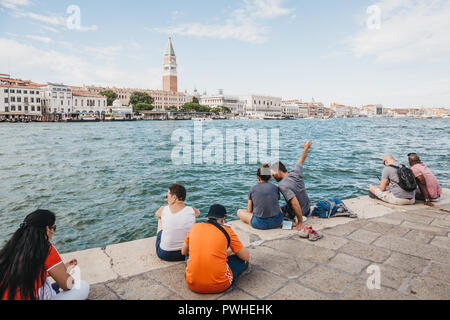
72, 90, 105, 98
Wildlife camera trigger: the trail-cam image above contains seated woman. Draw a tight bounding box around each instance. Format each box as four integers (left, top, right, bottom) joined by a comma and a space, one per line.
0, 210, 90, 300
155, 184, 200, 262
237, 164, 284, 230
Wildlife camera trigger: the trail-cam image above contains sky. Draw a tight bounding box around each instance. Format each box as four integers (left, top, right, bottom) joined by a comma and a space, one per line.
0, 0, 449, 108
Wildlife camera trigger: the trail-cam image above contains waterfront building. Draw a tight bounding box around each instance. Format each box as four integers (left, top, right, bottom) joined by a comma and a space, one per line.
200, 89, 245, 115
330, 103, 353, 118
361, 104, 383, 117
240, 94, 282, 118
71, 89, 108, 116
41, 83, 73, 120
0, 74, 44, 120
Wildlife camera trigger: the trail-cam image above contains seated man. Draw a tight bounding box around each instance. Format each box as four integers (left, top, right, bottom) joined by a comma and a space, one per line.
182, 204, 250, 294
408, 153, 442, 207
270, 140, 313, 231
370, 154, 416, 205
237, 164, 284, 230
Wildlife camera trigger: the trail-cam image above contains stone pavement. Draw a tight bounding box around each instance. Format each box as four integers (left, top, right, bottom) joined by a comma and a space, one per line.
61, 190, 450, 300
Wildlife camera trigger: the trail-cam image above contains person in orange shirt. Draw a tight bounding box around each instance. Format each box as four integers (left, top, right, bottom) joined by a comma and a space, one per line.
182, 204, 250, 294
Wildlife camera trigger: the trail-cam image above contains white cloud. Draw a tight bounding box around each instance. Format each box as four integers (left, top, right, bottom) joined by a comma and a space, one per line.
0, 0, 31, 10
25, 34, 52, 43
0, 37, 161, 89
348, 0, 450, 63
155, 0, 294, 43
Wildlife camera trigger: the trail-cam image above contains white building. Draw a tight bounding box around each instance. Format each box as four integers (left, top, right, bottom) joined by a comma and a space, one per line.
41, 83, 73, 116
72, 90, 108, 116
281, 102, 300, 118
0, 74, 44, 120
200, 90, 245, 114
240, 94, 282, 118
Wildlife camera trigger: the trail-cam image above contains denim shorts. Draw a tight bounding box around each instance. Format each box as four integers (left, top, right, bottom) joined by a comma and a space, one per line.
156, 231, 185, 262
251, 212, 283, 230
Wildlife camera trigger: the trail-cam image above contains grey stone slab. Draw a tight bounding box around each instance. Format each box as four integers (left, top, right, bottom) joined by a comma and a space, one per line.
146, 264, 220, 300
322, 220, 368, 237
405, 209, 448, 220
373, 235, 450, 264
400, 221, 448, 236
363, 221, 410, 237
389, 212, 435, 225
424, 262, 450, 283
263, 239, 336, 264
358, 264, 410, 290
266, 281, 330, 300
298, 266, 356, 295
430, 236, 450, 249
88, 284, 120, 300
342, 279, 416, 300
106, 272, 174, 300
340, 241, 391, 263
218, 288, 256, 300
403, 230, 435, 244
235, 269, 287, 299
327, 253, 371, 275
306, 234, 349, 250
249, 246, 308, 279
347, 229, 382, 244
407, 276, 450, 300
384, 252, 429, 274
431, 218, 450, 229
375, 216, 404, 226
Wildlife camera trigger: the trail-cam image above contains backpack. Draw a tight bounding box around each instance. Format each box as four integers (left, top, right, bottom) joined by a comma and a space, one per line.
311, 198, 357, 219
389, 165, 417, 192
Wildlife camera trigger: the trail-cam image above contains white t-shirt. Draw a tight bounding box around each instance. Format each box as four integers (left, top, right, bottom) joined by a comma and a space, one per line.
160, 206, 196, 252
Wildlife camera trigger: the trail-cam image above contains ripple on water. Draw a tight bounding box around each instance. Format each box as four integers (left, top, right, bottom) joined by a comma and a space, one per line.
0, 119, 449, 253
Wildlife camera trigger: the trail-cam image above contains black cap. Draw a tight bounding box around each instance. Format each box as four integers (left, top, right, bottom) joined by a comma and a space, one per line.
206, 204, 227, 219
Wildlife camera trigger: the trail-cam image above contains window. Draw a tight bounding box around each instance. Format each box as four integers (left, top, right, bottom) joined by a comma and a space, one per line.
17, 97, 21, 102
17, 90, 22, 94
4, 98, 8, 103
36, 91, 39, 95
31, 98, 34, 103
61, 100, 64, 106
24, 90, 28, 94
4, 89, 8, 93
5, 107, 8, 112
11, 97, 15, 102
37, 98, 41, 103
75, 99, 78, 106
31, 106, 35, 111
37, 106, 40, 111
25, 98, 29, 103
10, 89, 15, 93
30, 91, 34, 94
11, 106, 15, 111
25, 106, 28, 111
18, 106, 22, 111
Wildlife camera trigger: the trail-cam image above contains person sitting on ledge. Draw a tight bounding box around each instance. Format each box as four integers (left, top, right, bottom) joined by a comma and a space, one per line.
408, 153, 442, 207
369, 154, 416, 205
155, 184, 200, 262
0, 210, 90, 300
270, 140, 313, 231
182, 204, 250, 294
237, 164, 283, 230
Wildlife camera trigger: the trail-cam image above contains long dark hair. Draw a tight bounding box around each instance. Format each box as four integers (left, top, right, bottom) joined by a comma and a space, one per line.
0, 210, 56, 300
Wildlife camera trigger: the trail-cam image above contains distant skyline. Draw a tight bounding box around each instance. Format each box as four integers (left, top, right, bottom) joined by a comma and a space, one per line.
0, 0, 449, 108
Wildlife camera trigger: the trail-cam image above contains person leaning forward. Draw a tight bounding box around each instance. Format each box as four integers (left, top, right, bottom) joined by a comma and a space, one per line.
182, 204, 250, 294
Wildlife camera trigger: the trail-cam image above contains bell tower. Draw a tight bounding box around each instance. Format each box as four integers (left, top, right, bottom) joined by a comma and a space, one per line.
163, 36, 178, 92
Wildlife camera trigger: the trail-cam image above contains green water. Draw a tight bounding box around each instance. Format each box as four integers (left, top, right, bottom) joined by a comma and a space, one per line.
0, 118, 448, 253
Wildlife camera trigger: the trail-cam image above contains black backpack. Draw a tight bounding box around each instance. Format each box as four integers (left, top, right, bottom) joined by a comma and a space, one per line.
389, 165, 418, 192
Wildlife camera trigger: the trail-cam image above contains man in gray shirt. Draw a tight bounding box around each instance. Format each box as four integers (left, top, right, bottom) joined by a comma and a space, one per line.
370, 154, 416, 205
270, 140, 313, 231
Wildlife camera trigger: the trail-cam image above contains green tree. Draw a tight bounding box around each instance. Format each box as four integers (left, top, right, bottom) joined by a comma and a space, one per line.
181, 102, 211, 113
167, 106, 178, 111
130, 91, 154, 106
99, 90, 118, 106
134, 103, 155, 112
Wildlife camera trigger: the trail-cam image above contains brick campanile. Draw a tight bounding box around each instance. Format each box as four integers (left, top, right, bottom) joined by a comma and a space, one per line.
163, 37, 178, 93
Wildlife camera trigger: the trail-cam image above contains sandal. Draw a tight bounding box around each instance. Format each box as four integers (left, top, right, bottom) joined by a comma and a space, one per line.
299, 226, 313, 238
309, 229, 323, 241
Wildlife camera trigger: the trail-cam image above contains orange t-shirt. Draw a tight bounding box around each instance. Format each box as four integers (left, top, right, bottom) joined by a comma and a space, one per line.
184, 223, 244, 294
1, 245, 63, 300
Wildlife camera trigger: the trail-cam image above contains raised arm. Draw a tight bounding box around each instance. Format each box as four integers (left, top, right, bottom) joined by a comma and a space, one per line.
298, 140, 313, 165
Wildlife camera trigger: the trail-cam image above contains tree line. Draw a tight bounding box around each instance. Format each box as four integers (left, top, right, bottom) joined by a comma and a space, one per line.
99, 90, 231, 114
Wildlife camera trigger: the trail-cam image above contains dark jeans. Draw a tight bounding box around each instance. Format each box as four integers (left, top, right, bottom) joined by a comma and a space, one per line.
281, 204, 310, 219
185, 254, 248, 286
156, 231, 185, 262
251, 212, 283, 230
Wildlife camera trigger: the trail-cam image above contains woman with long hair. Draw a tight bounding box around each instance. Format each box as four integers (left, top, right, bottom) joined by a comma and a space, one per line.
0, 210, 89, 300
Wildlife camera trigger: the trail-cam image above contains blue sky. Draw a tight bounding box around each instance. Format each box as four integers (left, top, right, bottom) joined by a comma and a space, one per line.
1, 0, 449, 108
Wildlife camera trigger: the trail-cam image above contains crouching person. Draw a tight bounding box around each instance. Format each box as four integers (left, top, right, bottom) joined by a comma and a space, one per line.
0, 210, 90, 300
182, 205, 250, 294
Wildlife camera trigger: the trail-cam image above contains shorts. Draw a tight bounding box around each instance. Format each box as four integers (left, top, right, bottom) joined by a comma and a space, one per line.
374, 189, 415, 205
251, 212, 283, 230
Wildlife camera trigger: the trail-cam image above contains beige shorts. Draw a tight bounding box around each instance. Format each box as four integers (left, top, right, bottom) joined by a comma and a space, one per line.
375, 189, 415, 205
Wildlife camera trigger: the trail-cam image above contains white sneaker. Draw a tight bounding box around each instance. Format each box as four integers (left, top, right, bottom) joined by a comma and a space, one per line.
302, 216, 308, 223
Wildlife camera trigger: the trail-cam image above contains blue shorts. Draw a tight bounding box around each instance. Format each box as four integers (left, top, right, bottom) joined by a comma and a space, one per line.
156, 231, 185, 262
251, 212, 283, 230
